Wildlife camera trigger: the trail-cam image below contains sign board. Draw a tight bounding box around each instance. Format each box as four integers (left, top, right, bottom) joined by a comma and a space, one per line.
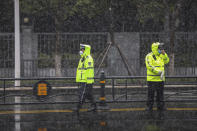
33, 81, 51, 99
38, 83, 47, 96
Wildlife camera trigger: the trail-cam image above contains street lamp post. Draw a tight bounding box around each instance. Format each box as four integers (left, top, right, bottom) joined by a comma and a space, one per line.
14, 1, 21, 130
14, 0, 21, 86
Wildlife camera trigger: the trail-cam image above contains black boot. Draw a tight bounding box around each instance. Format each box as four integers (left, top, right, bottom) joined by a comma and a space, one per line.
145, 106, 153, 112
157, 106, 166, 112
88, 103, 97, 112
74, 104, 81, 113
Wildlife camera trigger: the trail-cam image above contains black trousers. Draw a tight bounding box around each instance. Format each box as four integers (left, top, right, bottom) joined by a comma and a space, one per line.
147, 81, 164, 110
77, 83, 96, 109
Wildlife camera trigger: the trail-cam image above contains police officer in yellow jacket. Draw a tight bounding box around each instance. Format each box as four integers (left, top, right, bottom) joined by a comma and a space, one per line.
145, 42, 169, 111
76, 44, 96, 112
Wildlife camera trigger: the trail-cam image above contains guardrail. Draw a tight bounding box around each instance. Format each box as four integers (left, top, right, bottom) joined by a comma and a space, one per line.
0, 72, 196, 105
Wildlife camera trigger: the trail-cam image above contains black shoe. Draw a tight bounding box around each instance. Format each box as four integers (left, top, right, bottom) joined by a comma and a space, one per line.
73, 108, 80, 112
73, 105, 81, 112
157, 107, 167, 111
145, 107, 153, 112
88, 105, 97, 112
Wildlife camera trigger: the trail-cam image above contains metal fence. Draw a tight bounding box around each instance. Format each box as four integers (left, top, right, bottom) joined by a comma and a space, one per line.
37, 32, 107, 68
0, 75, 196, 105
0, 33, 14, 77
0, 32, 197, 77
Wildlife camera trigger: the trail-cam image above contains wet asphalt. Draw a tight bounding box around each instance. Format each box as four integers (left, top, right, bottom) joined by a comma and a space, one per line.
0, 86, 197, 131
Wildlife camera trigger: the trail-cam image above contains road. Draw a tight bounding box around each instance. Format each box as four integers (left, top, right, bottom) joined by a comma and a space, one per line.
0, 85, 197, 131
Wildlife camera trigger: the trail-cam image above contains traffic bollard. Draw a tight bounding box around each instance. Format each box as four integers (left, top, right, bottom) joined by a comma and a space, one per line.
98, 71, 109, 110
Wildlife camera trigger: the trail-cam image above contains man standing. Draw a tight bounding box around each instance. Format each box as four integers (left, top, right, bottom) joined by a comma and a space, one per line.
76, 44, 96, 112
145, 42, 169, 112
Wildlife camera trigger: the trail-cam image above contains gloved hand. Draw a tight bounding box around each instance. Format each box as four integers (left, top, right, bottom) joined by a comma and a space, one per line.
158, 71, 162, 75
160, 71, 164, 81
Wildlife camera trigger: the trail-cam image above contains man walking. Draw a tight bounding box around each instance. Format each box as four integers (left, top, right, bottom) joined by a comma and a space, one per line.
76, 44, 96, 112
145, 42, 169, 112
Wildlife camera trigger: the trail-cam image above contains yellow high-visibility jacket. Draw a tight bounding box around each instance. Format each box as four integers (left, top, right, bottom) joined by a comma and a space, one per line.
76, 45, 94, 84
145, 42, 169, 81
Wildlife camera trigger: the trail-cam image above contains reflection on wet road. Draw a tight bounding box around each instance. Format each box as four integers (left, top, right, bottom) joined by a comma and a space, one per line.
0, 106, 197, 131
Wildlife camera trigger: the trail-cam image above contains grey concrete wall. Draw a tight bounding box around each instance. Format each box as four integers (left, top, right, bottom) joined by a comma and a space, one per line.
107, 32, 140, 76
21, 26, 38, 59
21, 26, 38, 77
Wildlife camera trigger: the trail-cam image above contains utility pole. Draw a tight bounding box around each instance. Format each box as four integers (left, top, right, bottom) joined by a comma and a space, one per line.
14, 0, 21, 86
14, 1, 21, 131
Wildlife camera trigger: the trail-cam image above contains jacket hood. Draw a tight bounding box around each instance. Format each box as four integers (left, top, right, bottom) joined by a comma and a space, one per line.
151, 42, 160, 56
80, 44, 91, 57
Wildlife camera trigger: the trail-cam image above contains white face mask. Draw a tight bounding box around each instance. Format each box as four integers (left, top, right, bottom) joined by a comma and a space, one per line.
79, 51, 83, 55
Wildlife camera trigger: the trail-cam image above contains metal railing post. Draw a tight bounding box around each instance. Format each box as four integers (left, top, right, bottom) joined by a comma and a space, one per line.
3, 80, 6, 104
125, 79, 127, 100
112, 78, 115, 101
